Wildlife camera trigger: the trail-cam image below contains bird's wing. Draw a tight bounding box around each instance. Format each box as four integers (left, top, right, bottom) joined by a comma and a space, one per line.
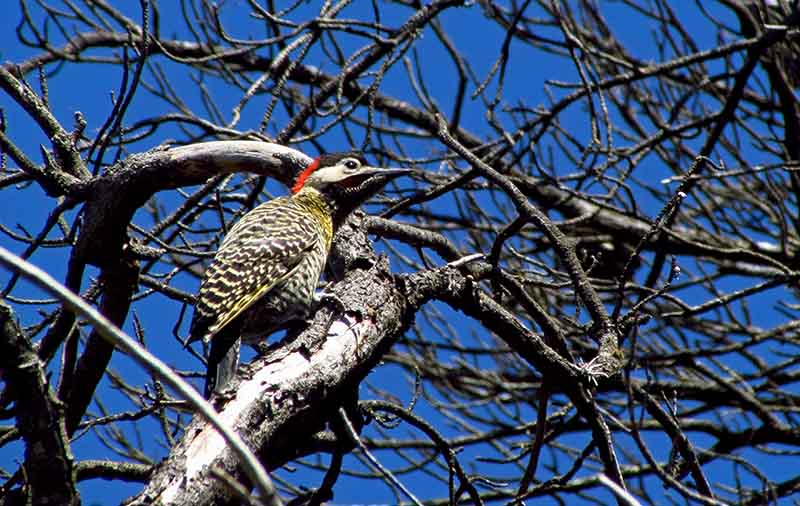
188, 199, 320, 343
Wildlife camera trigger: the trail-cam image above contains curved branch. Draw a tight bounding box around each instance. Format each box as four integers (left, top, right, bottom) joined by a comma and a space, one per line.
0, 245, 280, 506
74, 141, 311, 267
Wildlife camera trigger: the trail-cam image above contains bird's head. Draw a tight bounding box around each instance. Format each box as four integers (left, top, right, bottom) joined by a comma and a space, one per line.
291, 151, 411, 215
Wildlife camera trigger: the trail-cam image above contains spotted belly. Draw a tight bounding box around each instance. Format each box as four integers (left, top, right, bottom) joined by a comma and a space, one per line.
239, 242, 327, 342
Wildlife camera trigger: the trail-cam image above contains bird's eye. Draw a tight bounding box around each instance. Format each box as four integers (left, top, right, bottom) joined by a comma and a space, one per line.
344, 159, 359, 170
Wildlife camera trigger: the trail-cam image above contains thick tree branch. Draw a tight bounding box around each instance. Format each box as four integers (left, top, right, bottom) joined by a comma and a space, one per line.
0, 300, 79, 506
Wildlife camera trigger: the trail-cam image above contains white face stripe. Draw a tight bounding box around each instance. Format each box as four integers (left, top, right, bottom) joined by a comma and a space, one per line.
304, 158, 368, 188
305, 165, 349, 187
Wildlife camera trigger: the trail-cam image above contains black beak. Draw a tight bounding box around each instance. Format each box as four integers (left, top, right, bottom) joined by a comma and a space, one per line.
339, 167, 413, 192
358, 167, 414, 179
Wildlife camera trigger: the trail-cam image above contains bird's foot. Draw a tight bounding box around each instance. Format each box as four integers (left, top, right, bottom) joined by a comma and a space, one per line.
313, 284, 347, 314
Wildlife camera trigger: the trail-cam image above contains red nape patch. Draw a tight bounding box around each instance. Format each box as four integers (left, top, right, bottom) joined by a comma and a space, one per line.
291, 157, 320, 194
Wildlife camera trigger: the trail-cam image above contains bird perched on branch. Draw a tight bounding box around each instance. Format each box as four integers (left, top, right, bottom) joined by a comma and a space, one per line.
187, 152, 410, 398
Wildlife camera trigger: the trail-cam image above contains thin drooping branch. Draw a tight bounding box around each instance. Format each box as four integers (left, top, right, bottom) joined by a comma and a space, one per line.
0, 245, 280, 506
434, 115, 623, 378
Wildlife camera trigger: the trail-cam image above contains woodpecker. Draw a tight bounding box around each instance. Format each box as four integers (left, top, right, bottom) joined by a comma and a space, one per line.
187, 152, 410, 397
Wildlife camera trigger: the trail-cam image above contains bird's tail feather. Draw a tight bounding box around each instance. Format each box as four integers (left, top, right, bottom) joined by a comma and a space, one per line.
204, 330, 241, 398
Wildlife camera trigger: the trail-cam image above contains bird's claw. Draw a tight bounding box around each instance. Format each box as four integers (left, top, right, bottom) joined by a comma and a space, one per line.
314, 286, 347, 314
